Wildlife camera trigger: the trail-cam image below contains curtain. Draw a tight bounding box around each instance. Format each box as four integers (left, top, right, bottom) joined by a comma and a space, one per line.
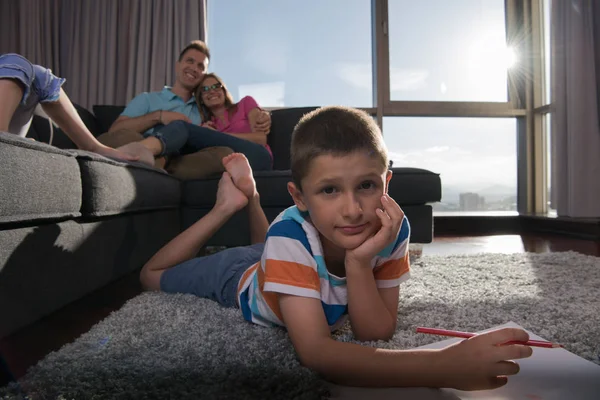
593, 0, 600, 121
0, 0, 206, 109
551, 0, 600, 217
0, 0, 61, 70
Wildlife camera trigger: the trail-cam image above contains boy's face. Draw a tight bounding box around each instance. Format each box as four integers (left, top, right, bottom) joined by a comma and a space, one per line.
288, 151, 392, 263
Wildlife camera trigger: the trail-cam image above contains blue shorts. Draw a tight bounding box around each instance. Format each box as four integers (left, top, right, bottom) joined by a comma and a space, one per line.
160, 243, 265, 308
0, 53, 64, 104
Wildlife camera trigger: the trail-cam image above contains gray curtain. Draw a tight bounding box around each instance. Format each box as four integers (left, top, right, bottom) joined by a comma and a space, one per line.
551, 0, 600, 217
593, 0, 600, 120
0, 0, 61, 69
0, 0, 206, 110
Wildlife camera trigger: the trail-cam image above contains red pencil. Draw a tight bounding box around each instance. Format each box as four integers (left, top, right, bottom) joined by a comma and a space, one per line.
416, 327, 562, 348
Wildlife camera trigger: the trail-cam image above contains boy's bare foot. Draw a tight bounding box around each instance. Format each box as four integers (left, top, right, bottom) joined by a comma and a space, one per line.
215, 172, 248, 214
222, 153, 257, 198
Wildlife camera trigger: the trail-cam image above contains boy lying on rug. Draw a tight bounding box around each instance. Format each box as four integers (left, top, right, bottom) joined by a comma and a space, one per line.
139, 106, 533, 391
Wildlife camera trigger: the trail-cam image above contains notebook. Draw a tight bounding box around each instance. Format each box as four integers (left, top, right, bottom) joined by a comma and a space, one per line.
328, 321, 600, 400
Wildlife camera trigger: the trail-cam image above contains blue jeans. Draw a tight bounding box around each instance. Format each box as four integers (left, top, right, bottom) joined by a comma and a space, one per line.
160, 243, 265, 308
0, 53, 64, 104
150, 120, 273, 170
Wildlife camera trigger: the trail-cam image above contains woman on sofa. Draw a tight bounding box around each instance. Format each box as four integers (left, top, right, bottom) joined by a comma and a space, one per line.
0, 53, 145, 163
195, 73, 273, 161
137, 74, 273, 172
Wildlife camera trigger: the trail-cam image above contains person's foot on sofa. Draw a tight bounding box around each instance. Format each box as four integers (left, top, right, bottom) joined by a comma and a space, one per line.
222, 153, 256, 198
116, 141, 155, 167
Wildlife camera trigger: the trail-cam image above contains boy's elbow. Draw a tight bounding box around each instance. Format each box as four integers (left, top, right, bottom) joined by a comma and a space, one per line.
294, 338, 333, 374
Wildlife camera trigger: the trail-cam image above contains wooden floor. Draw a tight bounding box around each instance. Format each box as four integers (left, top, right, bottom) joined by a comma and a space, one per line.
1, 233, 599, 384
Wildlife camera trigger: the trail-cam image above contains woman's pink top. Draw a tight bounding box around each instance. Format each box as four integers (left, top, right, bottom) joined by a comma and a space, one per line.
211, 96, 272, 157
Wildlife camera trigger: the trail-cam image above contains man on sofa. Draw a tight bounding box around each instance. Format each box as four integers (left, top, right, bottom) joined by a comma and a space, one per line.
98, 40, 272, 179
0, 53, 143, 163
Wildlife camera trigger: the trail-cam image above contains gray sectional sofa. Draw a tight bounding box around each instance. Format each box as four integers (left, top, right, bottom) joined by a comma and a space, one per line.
0, 105, 441, 338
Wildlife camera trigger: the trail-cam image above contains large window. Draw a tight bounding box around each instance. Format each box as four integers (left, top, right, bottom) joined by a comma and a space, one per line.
207, 0, 373, 107
383, 117, 517, 214
206, 0, 538, 216
388, 0, 511, 102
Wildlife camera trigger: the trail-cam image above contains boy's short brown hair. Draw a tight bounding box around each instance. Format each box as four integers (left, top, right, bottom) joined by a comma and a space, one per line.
290, 106, 390, 190
178, 40, 210, 61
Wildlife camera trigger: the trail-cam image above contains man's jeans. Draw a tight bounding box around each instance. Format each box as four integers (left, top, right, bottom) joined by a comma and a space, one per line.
150, 120, 272, 171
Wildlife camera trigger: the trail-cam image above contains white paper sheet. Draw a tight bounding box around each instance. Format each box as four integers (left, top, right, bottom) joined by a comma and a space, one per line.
329, 321, 600, 400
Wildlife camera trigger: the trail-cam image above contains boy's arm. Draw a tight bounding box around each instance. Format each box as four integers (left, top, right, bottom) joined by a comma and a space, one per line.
345, 263, 399, 341
344, 194, 408, 341
279, 294, 533, 390
40, 88, 138, 162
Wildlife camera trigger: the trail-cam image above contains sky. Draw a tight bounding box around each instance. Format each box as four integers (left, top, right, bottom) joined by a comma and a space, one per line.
206, 0, 527, 203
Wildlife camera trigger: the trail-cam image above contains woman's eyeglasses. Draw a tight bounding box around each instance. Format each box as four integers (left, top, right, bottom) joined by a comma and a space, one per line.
200, 83, 223, 92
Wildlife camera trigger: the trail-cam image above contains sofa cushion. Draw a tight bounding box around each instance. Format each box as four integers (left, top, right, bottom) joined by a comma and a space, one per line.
0, 132, 82, 224
93, 105, 126, 134
75, 151, 181, 217
267, 107, 318, 170
182, 167, 441, 208
0, 209, 181, 337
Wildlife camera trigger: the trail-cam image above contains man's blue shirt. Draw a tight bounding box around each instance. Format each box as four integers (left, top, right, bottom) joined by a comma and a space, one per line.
121, 87, 202, 134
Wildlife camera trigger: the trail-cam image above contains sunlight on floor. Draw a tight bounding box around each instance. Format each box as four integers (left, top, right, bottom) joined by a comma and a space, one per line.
423, 235, 550, 256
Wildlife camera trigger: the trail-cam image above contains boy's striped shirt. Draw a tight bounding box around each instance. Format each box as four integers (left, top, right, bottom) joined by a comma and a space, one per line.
237, 206, 411, 330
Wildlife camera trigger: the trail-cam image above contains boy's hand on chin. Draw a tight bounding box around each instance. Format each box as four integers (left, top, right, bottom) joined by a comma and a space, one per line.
345, 194, 404, 266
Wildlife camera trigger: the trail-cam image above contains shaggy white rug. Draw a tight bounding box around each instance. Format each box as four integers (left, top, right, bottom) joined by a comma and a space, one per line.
2, 251, 599, 400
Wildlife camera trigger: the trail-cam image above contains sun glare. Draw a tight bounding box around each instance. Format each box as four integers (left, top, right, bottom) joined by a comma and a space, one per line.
505, 46, 517, 69
468, 39, 518, 72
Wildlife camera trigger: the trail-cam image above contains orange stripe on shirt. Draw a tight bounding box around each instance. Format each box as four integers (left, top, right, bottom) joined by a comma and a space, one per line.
256, 264, 286, 321
373, 253, 410, 280
238, 262, 260, 293
257, 280, 283, 321
262, 259, 320, 291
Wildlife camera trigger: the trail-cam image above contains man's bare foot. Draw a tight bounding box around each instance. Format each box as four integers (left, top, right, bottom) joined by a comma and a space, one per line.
222, 153, 257, 198
215, 172, 248, 214
117, 142, 155, 167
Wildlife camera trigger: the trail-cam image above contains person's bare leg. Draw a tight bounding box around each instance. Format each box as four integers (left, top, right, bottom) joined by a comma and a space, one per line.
246, 192, 270, 244
0, 79, 24, 132
222, 153, 269, 244
140, 172, 248, 290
